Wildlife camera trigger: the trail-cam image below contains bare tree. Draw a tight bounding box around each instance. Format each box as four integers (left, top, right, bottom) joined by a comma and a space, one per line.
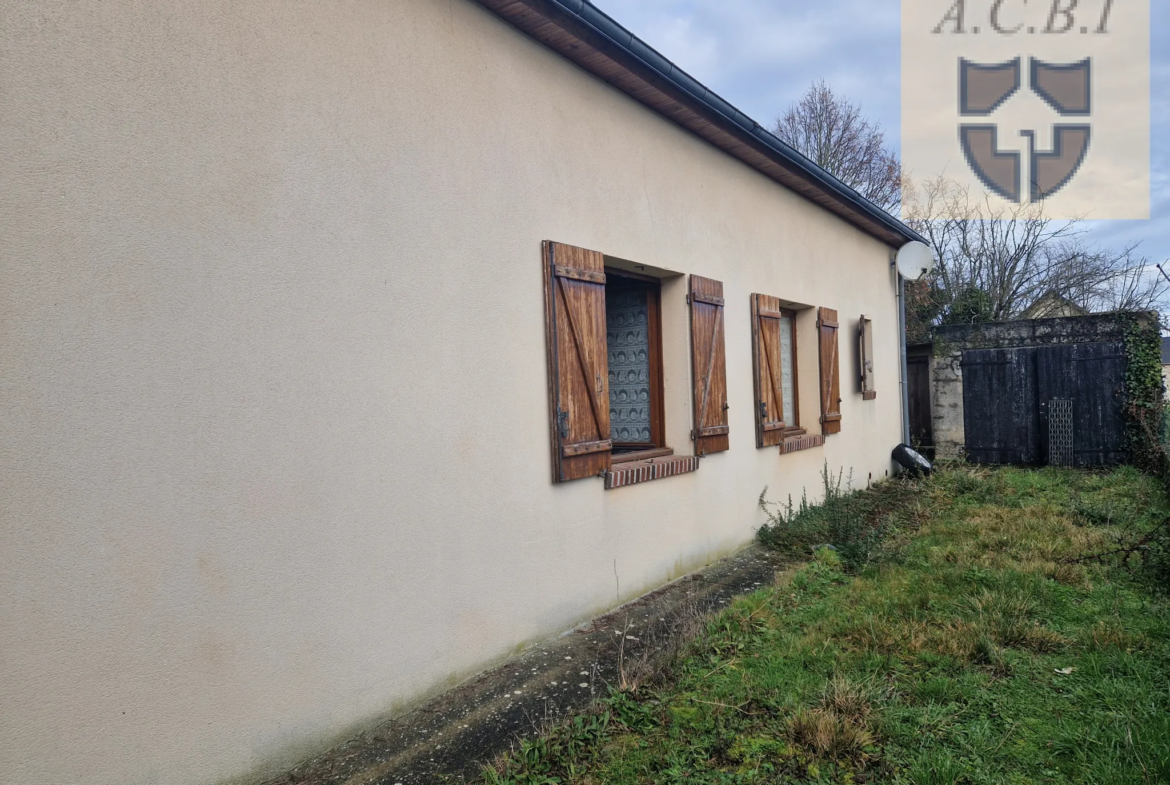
774, 80, 901, 213
777, 79, 1163, 331
902, 175, 1167, 329
1056, 244, 1166, 313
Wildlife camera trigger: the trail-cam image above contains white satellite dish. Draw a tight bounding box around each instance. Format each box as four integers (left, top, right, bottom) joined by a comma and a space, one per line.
895, 241, 936, 281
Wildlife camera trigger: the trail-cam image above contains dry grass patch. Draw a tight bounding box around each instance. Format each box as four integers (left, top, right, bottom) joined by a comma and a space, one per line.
1082, 619, 1151, 652
786, 677, 880, 763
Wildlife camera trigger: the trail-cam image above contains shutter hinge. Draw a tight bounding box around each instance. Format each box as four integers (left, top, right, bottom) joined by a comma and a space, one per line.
690, 429, 696, 441
557, 409, 569, 438
685, 294, 692, 305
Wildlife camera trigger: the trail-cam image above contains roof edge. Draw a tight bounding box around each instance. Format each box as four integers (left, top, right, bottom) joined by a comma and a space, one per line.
473, 0, 928, 248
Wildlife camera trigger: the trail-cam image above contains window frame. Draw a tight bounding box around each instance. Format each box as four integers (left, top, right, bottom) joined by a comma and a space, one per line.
604, 268, 668, 461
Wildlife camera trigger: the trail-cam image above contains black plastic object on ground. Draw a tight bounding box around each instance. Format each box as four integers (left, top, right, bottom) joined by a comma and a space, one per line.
893, 443, 933, 476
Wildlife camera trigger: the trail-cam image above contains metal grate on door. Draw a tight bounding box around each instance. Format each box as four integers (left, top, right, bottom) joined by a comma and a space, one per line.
1048, 399, 1075, 466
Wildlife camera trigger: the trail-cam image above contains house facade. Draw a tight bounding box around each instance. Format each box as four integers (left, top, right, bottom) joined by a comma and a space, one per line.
0, 1, 922, 783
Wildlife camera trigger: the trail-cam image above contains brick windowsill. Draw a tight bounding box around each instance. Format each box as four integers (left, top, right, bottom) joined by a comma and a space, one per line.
779, 433, 825, 455
605, 455, 700, 489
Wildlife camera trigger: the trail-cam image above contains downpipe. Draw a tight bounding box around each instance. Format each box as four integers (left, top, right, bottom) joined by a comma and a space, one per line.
897, 273, 911, 447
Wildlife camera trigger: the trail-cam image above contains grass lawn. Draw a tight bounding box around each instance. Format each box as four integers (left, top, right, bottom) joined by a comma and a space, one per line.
484, 466, 1170, 784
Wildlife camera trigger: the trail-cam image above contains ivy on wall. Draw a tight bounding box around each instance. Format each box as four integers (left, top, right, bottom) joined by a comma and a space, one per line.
1123, 312, 1165, 473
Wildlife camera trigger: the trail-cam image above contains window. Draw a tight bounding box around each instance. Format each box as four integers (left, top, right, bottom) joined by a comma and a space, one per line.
545, 242, 721, 484
751, 294, 803, 447
543, 241, 729, 482
605, 271, 666, 461
753, 297, 841, 450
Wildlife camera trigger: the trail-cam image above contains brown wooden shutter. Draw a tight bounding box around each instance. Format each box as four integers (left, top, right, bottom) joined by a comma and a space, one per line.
543, 241, 611, 482
689, 275, 729, 455
751, 294, 787, 448
818, 307, 843, 435
859, 315, 876, 400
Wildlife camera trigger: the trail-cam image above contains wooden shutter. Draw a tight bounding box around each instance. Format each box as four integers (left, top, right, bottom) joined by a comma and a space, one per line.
818, 307, 843, 435
689, 275, 729, 455
751, 294, 787, 448
859, 315, 876, 400
543, 241, 611, 482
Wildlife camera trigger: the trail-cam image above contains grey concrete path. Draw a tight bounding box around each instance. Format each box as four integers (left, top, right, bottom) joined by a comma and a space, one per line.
265, 545, 787, 785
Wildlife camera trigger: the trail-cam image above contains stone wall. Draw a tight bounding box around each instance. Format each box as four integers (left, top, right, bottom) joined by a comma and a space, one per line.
933, 313, 1140, 352
931, 352, 966, 460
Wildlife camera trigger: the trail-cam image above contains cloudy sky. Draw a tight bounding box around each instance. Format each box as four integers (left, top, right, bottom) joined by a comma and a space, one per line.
591, 0, 1169, 268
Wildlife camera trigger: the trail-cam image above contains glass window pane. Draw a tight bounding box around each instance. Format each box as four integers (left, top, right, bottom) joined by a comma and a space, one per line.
780, 315, 796, 425
606, 283, 652, 443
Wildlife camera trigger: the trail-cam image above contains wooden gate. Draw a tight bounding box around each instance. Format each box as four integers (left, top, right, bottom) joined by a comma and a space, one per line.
961, 341, 1127, 466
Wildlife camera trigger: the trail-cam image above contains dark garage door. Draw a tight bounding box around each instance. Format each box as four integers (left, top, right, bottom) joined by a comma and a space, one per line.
961, 342, 1127, 466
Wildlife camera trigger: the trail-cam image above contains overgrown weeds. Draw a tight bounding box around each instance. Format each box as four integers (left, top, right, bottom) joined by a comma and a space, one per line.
483, 710, 611, 785
757, 463, 913, 572
613, 601, 706, 694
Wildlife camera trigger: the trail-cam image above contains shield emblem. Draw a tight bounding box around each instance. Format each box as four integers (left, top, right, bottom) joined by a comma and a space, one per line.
957, 57, 1092, 203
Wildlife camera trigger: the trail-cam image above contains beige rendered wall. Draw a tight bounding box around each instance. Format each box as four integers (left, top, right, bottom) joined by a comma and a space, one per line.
0, 1, 904, 783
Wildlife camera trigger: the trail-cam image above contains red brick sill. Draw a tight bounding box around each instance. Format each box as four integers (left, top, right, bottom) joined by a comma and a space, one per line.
605, 455, 700, 489
779, 433, 826, 455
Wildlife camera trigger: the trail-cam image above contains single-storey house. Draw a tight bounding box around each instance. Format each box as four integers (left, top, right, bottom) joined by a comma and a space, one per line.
1018, 292, 1090, 320
0, 1, 924, 783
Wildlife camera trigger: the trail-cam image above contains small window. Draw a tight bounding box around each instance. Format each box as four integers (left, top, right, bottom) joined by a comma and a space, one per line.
605, 271, 666, 460
751, 294, 802, 448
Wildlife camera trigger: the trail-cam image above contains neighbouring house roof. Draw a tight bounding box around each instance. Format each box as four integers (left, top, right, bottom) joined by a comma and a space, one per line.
1018, 292, 1090, 320
473, 0, 927, 250
1161, 336, 1170, 365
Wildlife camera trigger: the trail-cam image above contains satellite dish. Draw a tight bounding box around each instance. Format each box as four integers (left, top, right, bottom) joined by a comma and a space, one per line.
896, 241, 936, 281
